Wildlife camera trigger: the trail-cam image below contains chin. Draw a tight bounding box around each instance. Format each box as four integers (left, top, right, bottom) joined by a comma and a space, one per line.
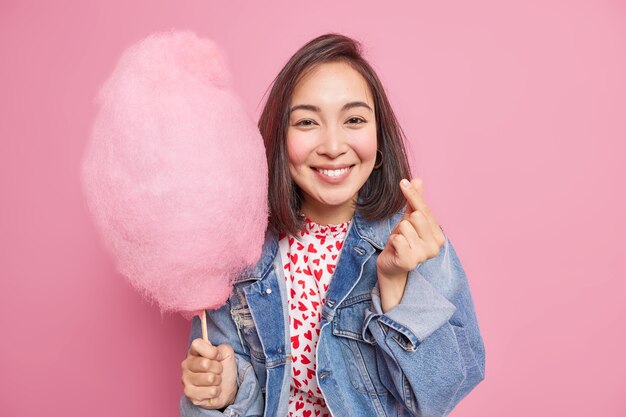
317, 193, 357, 208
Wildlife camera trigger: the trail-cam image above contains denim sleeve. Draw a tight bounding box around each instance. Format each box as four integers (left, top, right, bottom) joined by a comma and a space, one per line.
362, 235, 486, 417
180, 300, 264, 417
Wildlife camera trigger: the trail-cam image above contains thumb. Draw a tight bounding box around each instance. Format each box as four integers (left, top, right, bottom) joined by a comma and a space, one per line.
216, 344, 235, 362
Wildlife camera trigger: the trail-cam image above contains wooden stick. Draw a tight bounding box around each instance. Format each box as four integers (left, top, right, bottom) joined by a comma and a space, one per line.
200, 310, 211, 344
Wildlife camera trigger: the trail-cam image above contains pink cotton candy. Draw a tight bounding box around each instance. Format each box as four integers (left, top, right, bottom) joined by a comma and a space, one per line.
81, 30, 268, 318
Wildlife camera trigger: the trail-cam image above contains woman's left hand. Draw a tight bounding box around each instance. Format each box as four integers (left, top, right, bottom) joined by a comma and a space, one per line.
376, 178, 446, 311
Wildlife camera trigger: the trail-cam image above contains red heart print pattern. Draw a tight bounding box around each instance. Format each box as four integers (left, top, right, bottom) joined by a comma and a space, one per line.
279, 216, 350, 417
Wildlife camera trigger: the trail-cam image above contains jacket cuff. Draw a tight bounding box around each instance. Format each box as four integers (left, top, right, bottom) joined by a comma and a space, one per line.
363, 267, 456, 350
180, 356, 264, 417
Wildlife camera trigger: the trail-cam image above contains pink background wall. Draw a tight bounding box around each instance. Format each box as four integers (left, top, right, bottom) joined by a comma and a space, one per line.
1, 0, 625, 415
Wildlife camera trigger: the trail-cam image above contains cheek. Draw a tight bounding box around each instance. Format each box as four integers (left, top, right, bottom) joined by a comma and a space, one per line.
348, 127, 378, 162
286, 132, 311, 168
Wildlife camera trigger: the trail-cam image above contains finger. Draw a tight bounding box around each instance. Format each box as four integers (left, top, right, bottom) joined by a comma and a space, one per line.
190, 339, 222, 360
400, 178, 429, 215
433, 222, 446, 248
395, 223, 430, 270
407, 211, 434, 243
395, 179, 419, 224
411, 177, 424, 195
402, 178, 443, 243
408, 211, 441, 258
397, 219, 430, 268
216, 344, 234, 362
188, 356, 224, 374
189, 371, 222, 387
397, 219, 421, 250
408, 178, 438, 223
393, 208, 415, 235
192, 398, 217, 410
184, 384, 222, 407
408, 180, 445, 246
387, 233, 412, 269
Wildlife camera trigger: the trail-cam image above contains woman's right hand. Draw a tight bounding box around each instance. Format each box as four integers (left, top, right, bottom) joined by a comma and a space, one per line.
181, 339, 238, 410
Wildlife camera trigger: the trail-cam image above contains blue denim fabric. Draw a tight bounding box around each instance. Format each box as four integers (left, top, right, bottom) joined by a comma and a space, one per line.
180, 207, 485, 417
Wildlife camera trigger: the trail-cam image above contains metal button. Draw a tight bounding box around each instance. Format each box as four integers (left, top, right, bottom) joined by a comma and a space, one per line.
277, 346, 282, 353
266, 288, 272, 295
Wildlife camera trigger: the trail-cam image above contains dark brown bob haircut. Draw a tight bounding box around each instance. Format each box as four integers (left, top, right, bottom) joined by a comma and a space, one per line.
258, 33, 412, 235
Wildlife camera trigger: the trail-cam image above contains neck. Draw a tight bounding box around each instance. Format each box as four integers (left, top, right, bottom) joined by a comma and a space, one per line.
300, 198, 356, 225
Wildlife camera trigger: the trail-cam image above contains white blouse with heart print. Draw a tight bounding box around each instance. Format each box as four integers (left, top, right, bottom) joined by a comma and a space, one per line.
278, 217, 350, 417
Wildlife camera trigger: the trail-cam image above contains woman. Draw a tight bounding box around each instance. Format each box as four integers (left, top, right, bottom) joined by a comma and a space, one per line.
181, 33, 485, 417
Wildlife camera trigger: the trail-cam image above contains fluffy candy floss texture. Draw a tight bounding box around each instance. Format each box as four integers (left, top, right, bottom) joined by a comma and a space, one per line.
81, 30, 268, 318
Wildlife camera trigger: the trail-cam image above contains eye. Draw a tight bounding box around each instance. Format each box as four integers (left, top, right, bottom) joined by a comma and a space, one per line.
294, 119, 317, 127
346, 117, 366, 125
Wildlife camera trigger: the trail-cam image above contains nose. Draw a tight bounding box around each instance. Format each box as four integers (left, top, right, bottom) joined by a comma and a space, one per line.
317, 125, 348, 159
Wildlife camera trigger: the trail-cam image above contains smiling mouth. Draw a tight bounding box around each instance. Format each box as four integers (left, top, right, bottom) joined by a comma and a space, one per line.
314, 165, 354, 177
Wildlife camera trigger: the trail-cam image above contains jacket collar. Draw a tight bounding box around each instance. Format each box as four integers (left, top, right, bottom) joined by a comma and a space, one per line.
351, 205, 405, 250
234, 203, 406, 283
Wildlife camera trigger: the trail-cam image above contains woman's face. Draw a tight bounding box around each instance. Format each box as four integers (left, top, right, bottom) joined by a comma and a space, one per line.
286, 61, 378, 224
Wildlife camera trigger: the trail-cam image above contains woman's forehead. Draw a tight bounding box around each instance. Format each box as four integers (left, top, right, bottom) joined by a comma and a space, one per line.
290, 62, 374, 110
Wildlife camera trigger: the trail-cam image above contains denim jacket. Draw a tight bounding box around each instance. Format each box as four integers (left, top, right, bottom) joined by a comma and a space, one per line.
181, 207, 485, 417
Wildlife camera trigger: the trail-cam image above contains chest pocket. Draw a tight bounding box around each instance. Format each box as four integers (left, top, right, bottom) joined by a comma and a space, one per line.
332, 293, 388, 396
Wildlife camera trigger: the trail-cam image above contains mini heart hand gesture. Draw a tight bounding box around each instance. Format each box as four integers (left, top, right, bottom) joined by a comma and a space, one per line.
376, 178, 446, 310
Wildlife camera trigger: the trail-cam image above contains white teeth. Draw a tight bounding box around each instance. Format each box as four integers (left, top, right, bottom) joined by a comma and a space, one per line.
317, 167, 349, 177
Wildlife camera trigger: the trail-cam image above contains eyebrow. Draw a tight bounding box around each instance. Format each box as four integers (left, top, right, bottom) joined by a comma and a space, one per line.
289, 101, 373, 114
